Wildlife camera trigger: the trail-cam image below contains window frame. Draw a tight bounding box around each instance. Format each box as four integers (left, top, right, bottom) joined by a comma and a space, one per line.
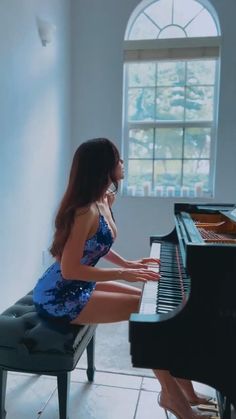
122, 36, 221, 198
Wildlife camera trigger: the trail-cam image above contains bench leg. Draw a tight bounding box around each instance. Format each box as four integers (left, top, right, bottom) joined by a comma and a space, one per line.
0, 369, 7, 419
57, 372, 71, 419
86, 334, 95, 382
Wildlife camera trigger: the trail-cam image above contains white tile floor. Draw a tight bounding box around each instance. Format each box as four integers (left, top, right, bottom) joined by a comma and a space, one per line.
5, 369, 217, 419
3, 321, 232, 419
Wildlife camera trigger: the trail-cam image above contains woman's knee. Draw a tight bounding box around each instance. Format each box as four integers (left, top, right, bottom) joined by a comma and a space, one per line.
128, 294, 140, 313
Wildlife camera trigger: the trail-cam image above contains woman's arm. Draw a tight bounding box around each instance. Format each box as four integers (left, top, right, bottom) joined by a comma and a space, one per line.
60, 206, 159, 283
104, 248, 160, 269
103, 249, 129, 267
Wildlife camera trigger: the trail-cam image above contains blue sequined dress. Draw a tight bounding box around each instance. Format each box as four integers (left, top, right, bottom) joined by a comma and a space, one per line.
33, 213, 113, 322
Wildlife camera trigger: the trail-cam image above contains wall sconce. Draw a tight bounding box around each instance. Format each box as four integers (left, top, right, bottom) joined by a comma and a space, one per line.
36, 17, 56, 47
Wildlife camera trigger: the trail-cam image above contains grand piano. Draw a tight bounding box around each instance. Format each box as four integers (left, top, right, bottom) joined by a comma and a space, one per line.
129, 203, 236, 419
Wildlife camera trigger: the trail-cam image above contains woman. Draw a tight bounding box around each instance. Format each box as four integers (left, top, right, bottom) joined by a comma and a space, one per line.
33, 138, 216, 419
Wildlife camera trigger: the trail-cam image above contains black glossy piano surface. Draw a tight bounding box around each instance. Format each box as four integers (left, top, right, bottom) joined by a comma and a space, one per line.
129, 203, 236, 418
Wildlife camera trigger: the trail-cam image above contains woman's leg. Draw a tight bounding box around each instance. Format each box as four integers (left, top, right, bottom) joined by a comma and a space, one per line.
70, 289, 140, 324
71, 290, 211, 418
154, 370, 213, 418
154, 370, 194, 417
95, 280, 141, 296
175, 378, 216, 405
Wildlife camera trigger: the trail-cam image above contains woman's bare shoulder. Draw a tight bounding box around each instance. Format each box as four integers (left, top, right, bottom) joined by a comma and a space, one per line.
73, 204, 98, 237
74, 203, 98, 222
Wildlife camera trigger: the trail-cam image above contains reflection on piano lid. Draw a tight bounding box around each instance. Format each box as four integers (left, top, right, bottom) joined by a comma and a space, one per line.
221, 206, 236, 223
129, 202, 236, 417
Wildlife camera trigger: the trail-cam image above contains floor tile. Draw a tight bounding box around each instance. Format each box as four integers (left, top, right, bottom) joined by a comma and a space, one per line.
5, 373, 57, 419
71, 368, 142, 389
78, 322, 153, 377
141, 376, 161, 392
135, 391, 166, 419
39, 381, 139, 419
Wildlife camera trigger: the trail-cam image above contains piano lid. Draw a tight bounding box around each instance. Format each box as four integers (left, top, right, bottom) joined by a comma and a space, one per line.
195, 203, 236, 224
195, 204, 235, 212
176, 203, 236, 246
220, 206, 236, 223
175, 203, 235, 215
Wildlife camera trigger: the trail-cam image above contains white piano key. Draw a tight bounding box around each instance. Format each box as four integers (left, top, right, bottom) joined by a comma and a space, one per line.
149, 242, 161, 260
140, 242, 160, 314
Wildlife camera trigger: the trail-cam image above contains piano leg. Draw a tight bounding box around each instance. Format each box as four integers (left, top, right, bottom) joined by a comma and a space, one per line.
223, 399, 231, 419
217, 392, 231, 419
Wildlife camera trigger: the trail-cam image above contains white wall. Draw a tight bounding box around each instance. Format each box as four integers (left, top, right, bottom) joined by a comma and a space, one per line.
71, 0, 236, 261
0, 0, 71, 311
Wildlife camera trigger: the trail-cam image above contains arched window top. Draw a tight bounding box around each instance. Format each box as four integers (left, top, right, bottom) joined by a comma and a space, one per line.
126, 0, 220, 40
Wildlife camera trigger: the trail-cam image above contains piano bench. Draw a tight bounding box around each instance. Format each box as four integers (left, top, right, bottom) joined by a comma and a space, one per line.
0, 292, 97, 419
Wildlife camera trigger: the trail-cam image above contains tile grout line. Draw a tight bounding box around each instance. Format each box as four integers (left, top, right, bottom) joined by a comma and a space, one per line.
133, 376, 144, 419
75, 366, 154, 379
9, 370, 142, 382
71, 377, 160, 393
37, 387, 57, 418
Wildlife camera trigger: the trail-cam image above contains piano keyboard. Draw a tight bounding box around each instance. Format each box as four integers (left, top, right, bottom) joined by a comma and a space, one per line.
139, 241, 190, 315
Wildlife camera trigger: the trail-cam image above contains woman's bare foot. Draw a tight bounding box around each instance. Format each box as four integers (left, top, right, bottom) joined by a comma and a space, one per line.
175, 378, 217, 408
189, 393, 217, 406
158, 391, 216, 419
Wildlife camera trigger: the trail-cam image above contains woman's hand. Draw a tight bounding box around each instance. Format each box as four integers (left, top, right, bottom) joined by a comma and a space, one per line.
124, 257, 160, 270
118, 267, 160, 283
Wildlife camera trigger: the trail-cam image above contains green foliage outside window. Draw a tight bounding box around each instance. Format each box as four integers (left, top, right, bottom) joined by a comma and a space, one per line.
124, 60, 216, 197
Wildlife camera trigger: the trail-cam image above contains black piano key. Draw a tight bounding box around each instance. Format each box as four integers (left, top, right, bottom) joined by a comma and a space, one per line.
138, 241, 191, 314
155, 243, 190, 312
159, 290, 183, 298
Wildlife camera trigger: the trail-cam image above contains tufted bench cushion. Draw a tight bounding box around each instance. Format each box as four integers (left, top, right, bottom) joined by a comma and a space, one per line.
0, 292, 96, 419
0, 292, 96, 372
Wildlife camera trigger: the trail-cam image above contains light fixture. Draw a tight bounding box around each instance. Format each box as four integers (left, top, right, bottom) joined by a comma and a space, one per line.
36, 17, 56, 47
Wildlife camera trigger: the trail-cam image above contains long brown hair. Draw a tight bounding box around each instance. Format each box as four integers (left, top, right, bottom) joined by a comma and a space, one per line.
50, 138, 120, 258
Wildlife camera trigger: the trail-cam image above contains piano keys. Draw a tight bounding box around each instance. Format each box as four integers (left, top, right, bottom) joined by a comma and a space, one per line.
141, 242, 190, 315
129, 203, 236, 418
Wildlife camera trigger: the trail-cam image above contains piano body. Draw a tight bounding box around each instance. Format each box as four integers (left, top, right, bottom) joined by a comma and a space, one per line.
129, 203, 236, 418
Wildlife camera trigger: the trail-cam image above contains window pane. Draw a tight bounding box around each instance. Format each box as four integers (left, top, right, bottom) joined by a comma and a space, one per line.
173, 0, 203, 27
128, 88, 155, 121
127, 160, 153, 195
186, 9, 218, 37
156, 87, 185, 120
154, 160, 182, 187
185, 86, 214, 121
159, 26, 186, 39
157, 62, 186, 87
187, 61, 216, 86
129, 129, 154, 158
184, 128, 211, 158
183, 159, 210, 190
145, 0, 173, 29
128, 63, 156, 87
155, 128, 183, 158
128, 13, 159, 40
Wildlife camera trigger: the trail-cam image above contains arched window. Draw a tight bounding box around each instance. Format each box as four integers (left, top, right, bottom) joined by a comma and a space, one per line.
122, 0, 221, 198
